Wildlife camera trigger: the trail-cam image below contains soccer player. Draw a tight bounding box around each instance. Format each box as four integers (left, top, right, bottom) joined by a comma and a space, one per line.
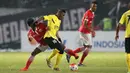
66, 1, 97, 66
41, 9, 64, 71
115, 3, 130, 73
38, 9, 79, 71
20, 18, 49, 71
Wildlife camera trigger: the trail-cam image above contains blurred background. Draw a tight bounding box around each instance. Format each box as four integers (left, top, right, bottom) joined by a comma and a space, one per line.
0, 0, 128, 51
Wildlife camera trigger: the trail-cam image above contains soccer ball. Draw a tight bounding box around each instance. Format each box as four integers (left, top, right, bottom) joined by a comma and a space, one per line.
69, 63, 78, 71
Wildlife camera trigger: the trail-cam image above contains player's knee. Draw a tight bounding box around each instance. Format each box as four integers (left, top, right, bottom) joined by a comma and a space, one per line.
84, 45, 92, 48
31, 51, 37, 56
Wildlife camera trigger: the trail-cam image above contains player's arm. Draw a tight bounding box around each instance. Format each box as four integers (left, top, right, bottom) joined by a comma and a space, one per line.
91, 21, 96, 37
115, 13, 125, 41
36, 15, 50, 30
115, 24, 121, 41
56, 31, 62, 43
84, 17, 93, 32
36, 15, 49, 21
34, 15, 50, 26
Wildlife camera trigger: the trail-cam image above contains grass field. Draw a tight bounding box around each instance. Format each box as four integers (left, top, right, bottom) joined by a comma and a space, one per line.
0, 52, 127, 73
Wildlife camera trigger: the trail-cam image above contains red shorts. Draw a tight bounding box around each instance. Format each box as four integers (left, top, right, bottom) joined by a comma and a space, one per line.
28, 29, 47, 46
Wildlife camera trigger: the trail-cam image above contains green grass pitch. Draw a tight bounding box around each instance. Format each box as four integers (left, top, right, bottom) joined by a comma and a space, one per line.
0, 52, 127, 73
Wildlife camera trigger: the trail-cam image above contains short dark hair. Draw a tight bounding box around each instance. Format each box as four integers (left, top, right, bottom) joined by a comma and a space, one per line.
58, 9, 66, 13
92, 0, 98, 4
26, 18, 35, 26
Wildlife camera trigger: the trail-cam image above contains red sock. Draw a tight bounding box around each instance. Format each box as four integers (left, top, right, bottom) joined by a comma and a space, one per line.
25, 56, 34, 69
65, 49, 77, 57
68, 49, 77, 57
74, 46, 85, 53
74, 48, 81, 53
79, 49, 89, 64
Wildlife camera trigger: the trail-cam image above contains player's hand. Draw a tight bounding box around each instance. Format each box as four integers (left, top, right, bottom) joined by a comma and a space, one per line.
115, 35, 119, 41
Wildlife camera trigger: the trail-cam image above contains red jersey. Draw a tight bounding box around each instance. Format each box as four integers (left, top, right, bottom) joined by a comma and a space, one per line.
79, 9, 94, 34
28, 22, 47, 45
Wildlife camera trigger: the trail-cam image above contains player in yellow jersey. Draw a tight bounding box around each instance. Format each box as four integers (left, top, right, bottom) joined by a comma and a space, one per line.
38, 9, 66, 71
115, 3, 130, 73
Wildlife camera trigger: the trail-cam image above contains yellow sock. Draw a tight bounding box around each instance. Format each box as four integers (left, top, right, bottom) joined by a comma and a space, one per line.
54, 53, 63, 68
127, 53, 130, 72
48, 49, 59, 61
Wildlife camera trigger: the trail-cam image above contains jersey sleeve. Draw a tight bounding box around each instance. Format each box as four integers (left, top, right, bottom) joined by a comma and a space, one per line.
119, 13, 126, 25
43, 15, 50, 21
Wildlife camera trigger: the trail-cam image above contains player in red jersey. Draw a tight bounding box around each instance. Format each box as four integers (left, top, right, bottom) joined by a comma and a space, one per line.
20, 18, 49, 71
66, 1, 97, 66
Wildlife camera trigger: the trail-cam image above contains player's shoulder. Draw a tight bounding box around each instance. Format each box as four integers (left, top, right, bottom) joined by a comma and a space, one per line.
85, 10, 89, 13
86, 9, 92, 13
123, 10, 130, 16
48, 14, 55, 17
84, 9, 92, 15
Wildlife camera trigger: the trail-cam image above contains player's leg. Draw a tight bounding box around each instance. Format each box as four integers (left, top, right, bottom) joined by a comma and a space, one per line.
47, 44, 65, 63
74, 32, 90, 53
44, 37, 64, 71
78, 33, 92, 66
65, 32, 88, 63
44, 38, 59, 68
64, 48, 79, 63
78, 45, 91, 66
73, 46, 86, 53
51, 42, 64, 71
125, 38, 130, 73
46, 49, 59, 68
20, 47, 41, 71
20, 45, 48, 71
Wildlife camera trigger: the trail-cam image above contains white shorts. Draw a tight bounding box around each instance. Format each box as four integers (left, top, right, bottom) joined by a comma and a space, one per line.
37, 45, 49, 52
79, 32, 92, 46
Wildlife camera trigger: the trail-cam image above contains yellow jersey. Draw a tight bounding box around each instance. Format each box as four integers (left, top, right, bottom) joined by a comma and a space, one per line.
42, 14, 61, 39
119, 10, 130, 38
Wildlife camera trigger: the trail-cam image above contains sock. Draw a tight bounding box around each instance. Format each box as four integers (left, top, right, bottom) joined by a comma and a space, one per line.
73, 46, 85, 53
64, 48, 77, 57
25, 55, 34, 69
127, 53, 130, 72
54, 53, 63, 68
48, 49, 59, 61
79, 48, 89, 64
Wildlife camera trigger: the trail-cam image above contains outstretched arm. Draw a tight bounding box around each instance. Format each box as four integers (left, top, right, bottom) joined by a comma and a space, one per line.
115, 13, 125, 41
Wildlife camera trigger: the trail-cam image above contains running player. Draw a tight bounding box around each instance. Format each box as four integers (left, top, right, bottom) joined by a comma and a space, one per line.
115, 3, 130, 73
66, 1, 97, 66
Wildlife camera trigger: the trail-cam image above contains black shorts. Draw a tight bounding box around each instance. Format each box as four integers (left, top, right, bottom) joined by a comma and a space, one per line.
125, 38, 130, 53
44, 37, 64, 54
